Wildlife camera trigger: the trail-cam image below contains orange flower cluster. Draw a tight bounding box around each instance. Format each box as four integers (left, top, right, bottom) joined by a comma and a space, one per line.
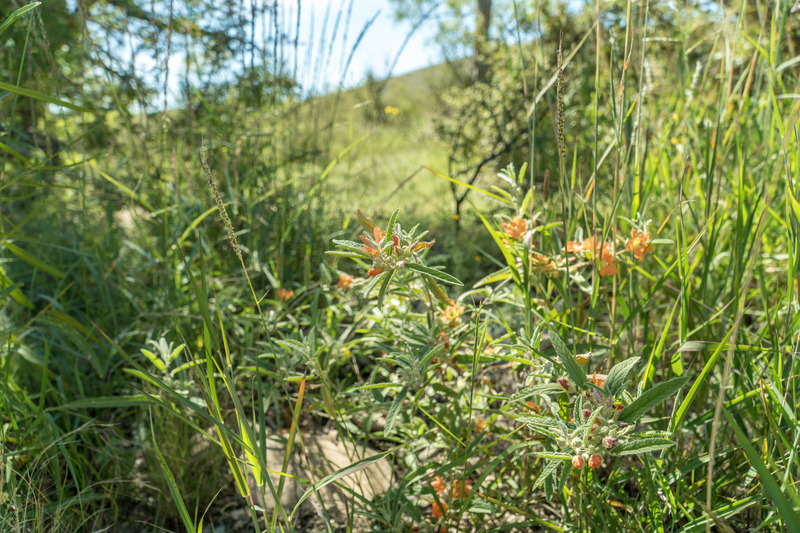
336, 274, 354, 290
429, 474, 445, 494
439, 300, 465, 328
625, 229, 653, 260
359, 226, 384, 256
564, 236, 618, 276
427, 474, 473, 519
276, 288, 293, 300
502, 216, 528, 240
530, 253, 558, 273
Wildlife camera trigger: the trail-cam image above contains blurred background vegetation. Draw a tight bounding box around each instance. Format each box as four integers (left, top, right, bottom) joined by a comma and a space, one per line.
2, 0, 800, 531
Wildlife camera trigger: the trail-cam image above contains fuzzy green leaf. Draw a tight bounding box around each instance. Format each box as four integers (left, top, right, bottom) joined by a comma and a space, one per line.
325, 250, 369, 259
384, 386, 407, 436
532, 459, 561, 493
509, 383, 566, 403
140, 348, 166, 372
548, 328, 589, 388
618, 376, 689, 424
386, 208, 400, 243
405, 263, 463, 286
528, 451, 574, 460
604, 356, 640, 397
608, 437, 676, 456
376, 268, 395, 306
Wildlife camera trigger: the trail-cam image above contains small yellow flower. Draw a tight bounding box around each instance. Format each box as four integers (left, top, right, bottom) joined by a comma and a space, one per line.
384, 105, 400, 115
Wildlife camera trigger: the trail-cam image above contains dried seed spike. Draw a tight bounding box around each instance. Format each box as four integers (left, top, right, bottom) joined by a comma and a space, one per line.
556, 37, 566, 168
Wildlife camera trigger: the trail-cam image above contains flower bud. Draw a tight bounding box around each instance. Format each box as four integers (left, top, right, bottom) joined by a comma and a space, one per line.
572, 456, 584, 469
618, 422, 629, 429
558, 377, 570, 391
603, 436, 617, 448
588, 455, 602, 469
582, 409, 591, 418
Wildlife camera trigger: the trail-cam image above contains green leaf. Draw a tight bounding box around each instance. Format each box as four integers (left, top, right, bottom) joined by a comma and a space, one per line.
466, 501, 494, 514
331, 239, 364, 251
532, 459, 561, 492
0, 264, 33, 308
609, 437, 676, 456
386, 208, 400, 243
177, 205, 219, 246
405, 263, 463, 286
95, 168, 153, 210
548, 327, 589, 388
604, 356, 640, 397
424, 276, 451, 305
140, 349, 166, 372
723, 408, 800, 532
788, 184, 800, 222
376, 268, 395, 307
384, 386, 407, 436
291, 450, 393, 519
153, 433, 197, 533
618, 376, 690, 424
509, 383, 566, 403
325, 250, 369, 259
528, 451, 574, 461
0, 81, 89, 112
55, 394, 159, 410
168, 343, 185, 363
672, 326, 735, 431
0, 3, 40, 35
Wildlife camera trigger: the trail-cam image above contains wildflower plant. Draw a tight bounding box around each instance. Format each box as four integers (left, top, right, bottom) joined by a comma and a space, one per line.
326, 209, 463, 307
514, 328, 689, 489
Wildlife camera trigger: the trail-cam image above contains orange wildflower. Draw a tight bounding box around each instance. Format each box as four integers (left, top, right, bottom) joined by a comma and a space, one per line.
502, 216, 528, 240
474, 417, 486, 433
359, 226, 385, 256
439, 300, 465, 327
566, 236, 618, 276
276, 288, 293, 300
598, 244, 618, 276
590, 372, 606, 387
452, 480, 473, 498
429, 474, 445, 494
531, 253, 558, 273
572, 456, 585, 469
588, 455, 602, 469
625, 229, 653, 261
336, 274, 354, 290
432, 502, 447, 518
367, 267, 384, 276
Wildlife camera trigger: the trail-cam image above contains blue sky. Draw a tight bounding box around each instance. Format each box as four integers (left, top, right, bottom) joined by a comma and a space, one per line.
279, 0, 441, 93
